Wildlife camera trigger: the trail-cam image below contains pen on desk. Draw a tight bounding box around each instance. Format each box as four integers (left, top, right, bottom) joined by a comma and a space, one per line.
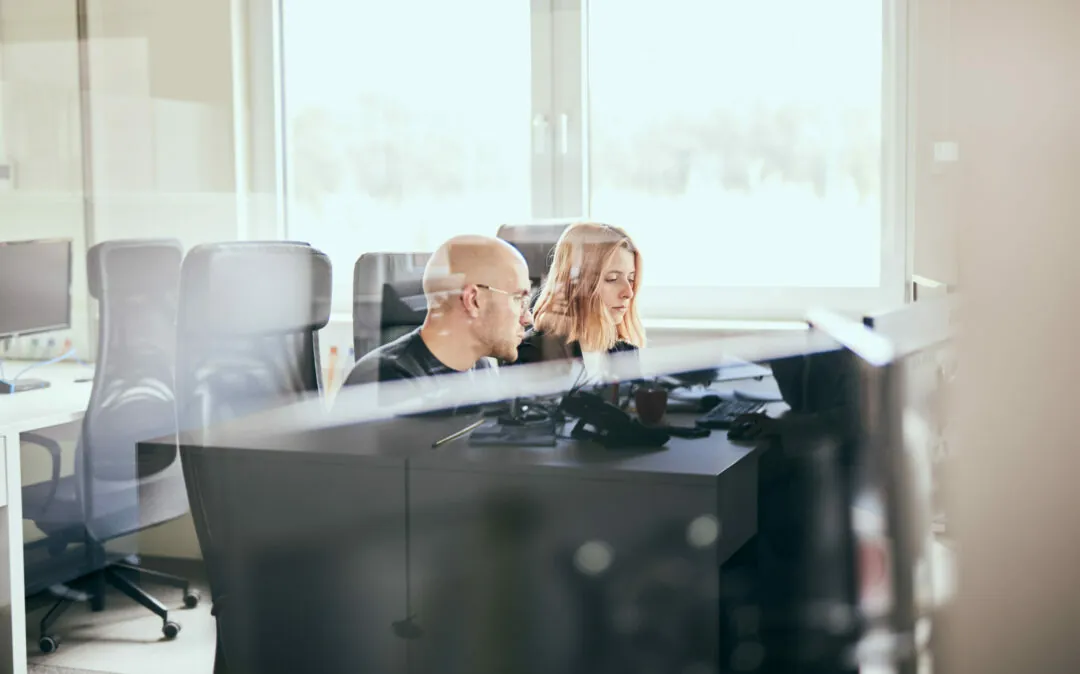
431, 418, 485, 449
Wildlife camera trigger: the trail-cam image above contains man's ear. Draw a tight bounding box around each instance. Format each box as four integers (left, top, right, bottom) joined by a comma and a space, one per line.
460, 285, 482, 319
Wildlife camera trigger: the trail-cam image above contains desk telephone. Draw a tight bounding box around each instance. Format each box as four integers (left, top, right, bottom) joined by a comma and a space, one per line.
561, 390, 671, 448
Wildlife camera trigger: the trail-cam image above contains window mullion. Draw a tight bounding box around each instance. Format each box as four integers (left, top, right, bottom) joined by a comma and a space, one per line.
552, 0, 584, 219
530, 0, 557, 219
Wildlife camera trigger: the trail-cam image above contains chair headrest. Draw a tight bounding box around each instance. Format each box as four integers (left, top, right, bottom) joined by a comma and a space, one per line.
381, 279, 427, 328
352, 252, 431, 336
87, 239, 184, 300
496, 223, 570, 284
353, 252, 431, 295
496, 222, 572, 245
180, 242, 332, 336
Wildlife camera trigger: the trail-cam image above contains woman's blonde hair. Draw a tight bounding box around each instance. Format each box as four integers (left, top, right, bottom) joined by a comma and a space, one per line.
532, 222, 646, 352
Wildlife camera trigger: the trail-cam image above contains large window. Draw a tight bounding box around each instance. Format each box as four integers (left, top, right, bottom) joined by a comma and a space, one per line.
279, 0, 907, 318
281, 0, 534, 311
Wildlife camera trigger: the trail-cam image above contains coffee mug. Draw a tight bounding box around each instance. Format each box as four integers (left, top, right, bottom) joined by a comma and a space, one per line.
635, 387, 668, 426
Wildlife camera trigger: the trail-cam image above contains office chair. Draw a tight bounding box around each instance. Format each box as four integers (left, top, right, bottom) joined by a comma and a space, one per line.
352, 252, 431, 359
495, 221, 571, 290
173, 241, 332, 674
22, 239, 197, 654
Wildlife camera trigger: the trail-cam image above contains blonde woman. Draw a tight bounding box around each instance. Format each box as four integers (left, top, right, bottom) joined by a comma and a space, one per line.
515, 222, 645, 372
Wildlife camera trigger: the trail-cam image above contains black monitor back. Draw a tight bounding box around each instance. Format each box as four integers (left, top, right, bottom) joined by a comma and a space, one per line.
768, 349, 860, 416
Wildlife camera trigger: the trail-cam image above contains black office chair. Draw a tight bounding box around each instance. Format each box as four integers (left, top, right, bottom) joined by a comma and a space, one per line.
22, 239, 198, 654
352, 252, 431, 359
495, 221, 571, 290
173, 241, 332, 673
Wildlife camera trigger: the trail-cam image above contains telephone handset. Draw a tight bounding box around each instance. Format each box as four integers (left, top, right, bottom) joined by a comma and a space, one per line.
560, 390, 670, 448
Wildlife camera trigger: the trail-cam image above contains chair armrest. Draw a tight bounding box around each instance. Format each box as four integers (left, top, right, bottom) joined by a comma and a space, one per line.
21, 432, 63, 514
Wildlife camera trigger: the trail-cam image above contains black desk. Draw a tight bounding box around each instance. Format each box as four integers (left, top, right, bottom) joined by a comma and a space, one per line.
144, 406, 775, 674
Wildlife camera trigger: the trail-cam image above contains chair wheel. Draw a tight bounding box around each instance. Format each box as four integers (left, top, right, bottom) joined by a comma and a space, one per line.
183, 589, 201, 608
162, 621, 181, 639
39, 635, 59, 653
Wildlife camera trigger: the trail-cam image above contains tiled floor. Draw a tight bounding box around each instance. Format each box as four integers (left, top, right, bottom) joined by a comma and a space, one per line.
26, 579, 215, 674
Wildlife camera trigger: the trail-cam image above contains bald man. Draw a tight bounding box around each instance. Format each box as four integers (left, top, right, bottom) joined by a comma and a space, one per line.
343, 235, 534, 388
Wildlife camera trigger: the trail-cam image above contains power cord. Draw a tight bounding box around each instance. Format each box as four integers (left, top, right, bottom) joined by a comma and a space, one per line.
0, 348, 81, 388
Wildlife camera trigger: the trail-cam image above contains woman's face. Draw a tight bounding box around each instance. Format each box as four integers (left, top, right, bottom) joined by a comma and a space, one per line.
598, 246, 636, 322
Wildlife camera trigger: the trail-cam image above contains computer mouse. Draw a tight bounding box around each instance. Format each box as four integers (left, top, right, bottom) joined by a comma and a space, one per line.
727, 414, 767, 442
726, 420, 753, 441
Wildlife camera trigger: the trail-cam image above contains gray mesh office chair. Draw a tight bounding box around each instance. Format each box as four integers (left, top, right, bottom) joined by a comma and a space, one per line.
352, 252, 431, 359
174, 241, 332, 674
22, 239, 197, 654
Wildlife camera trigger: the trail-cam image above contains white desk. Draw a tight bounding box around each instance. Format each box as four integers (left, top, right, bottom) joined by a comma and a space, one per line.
0, 361, 93, 674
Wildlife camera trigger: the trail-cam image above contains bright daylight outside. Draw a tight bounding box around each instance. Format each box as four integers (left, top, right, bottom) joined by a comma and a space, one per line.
282, 0, 884, 311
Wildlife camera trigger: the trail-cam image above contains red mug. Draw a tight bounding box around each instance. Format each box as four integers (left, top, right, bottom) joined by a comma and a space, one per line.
635, 387, 668, 426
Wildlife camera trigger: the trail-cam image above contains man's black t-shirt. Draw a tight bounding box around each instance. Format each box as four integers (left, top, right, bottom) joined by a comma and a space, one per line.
341, 327, 493, 413
344, 327, 492, 385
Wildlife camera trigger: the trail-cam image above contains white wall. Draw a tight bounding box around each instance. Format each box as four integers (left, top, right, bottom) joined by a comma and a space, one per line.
0, 0, 91, 357
85, 0, 240, 250
80, 0, 245, 559
943, 1, 1080, 671
0, 0, 247, 357
910, 0, 959, 287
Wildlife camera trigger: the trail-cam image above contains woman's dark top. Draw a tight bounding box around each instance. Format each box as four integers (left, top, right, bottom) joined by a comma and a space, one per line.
512, 328, 638, 366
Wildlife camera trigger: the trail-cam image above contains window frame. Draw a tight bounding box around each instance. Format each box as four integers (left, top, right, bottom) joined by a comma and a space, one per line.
255, 0, 913, 321
557, 0, 912, 320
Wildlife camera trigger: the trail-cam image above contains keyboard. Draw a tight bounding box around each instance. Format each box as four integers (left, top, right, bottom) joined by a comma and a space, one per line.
695, 399, 767, 429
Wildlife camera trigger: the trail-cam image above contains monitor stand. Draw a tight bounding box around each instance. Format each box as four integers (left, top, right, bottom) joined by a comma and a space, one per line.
0, 378, 51, 394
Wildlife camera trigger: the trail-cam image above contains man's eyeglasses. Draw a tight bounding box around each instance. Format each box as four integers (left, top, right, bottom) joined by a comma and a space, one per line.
476, 284, 533, 315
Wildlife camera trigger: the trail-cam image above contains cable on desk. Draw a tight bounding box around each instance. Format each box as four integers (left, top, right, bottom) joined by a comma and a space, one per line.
0, 349, 78, 387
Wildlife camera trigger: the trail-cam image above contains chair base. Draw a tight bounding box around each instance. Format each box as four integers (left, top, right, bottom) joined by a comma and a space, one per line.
37, 561, 199, 653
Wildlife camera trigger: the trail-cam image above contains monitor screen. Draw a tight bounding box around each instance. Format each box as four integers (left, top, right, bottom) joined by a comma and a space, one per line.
0, 238, 73, 338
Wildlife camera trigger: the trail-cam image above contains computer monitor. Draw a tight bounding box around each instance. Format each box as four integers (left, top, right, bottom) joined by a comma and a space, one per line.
0, 238, 73, 339
0, 238, 73, 393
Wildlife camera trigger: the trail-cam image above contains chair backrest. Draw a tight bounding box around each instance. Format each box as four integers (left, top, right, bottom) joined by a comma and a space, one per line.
177, 438, 409, 673
174, 241, 331, 626
79, 238, 185, 540
175, 241, 331, 430
352, 252, 431, 358
495, 221, 572, 289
